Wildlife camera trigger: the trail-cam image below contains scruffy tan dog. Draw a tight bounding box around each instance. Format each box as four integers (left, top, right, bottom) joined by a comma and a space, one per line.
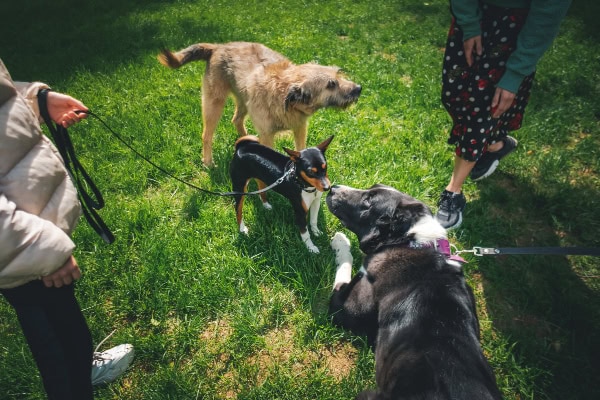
158, 42, 361, 166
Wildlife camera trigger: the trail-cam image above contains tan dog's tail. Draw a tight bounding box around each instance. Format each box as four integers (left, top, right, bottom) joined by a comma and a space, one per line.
157, 43, 218, 68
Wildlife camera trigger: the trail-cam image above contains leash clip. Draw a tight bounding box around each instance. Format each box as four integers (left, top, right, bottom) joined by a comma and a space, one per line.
454, 246, 499, 257
474, 247, 500, 256
278, 162, 295, 185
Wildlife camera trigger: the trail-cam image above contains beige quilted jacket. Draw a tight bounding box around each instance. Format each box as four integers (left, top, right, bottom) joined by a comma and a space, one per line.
0, 59, 81, 289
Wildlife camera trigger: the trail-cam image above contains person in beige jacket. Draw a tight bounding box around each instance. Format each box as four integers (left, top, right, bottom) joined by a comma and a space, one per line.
0, 59, 132, 399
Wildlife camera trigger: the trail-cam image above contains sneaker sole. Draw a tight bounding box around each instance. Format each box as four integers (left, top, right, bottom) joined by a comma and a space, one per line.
444, 213, 463, 230
437, 211, 463, 230
471, 159, 499, 182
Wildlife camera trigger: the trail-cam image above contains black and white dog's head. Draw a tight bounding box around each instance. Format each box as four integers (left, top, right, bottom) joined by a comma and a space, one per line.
326, 184, 446, 254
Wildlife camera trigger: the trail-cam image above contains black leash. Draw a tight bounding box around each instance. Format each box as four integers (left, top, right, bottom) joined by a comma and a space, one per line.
80, 109, 295, 197
35, 96, 295, 243
38, 89, 114, 244
455, 246, 600, 257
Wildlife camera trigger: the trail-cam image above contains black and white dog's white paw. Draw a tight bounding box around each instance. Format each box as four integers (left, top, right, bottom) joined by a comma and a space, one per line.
331, 232, 353, 290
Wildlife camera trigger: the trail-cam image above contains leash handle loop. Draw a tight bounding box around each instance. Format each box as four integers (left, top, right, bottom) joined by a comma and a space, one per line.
37, 90, 114, 244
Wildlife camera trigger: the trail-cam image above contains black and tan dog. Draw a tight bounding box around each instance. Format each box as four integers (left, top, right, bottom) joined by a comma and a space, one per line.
230, 135, 333, 253
158, 42, 361, 166
326, 184, 502, 400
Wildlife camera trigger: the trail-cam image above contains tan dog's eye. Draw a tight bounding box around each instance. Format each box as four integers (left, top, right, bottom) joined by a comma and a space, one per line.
326, 80, 338, 89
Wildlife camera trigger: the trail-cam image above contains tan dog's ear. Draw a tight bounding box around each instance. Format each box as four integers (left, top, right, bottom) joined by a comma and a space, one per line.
283, 147, 301, 161
284, 85, 302, 111
316, 135, 334, 152
284, 85, 312, 110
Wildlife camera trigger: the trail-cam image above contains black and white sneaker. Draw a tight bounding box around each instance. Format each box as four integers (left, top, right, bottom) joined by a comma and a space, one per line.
470, 136, 518, 181
435, 190, 466, 230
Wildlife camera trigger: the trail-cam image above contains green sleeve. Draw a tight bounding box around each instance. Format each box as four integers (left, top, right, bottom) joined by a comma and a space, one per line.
498, 0, 572, 93
450, 0, 482, 40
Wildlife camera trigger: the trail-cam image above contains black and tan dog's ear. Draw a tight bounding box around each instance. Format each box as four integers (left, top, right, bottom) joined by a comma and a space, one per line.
316, 135, 334, 152
283, 147, 301, 161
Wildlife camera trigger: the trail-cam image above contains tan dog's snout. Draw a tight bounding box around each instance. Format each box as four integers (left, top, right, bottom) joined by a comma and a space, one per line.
350, 85, 362, 98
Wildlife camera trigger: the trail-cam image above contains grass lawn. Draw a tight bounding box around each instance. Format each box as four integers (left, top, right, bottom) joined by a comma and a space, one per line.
1, 0, 599, 399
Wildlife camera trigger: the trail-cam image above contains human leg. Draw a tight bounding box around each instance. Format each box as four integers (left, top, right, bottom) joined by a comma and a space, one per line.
435, 155, 471, 229
438, 5, 533, 228
446, 155, 475, 194
470, 135, 519, 181
1, 280, 93, 400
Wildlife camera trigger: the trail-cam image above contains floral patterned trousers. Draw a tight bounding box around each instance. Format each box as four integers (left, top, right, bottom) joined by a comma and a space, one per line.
441, 3, 534, 162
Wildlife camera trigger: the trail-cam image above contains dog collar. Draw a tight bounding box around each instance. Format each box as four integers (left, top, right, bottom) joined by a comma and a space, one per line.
293, 170, 317, 193
409, 239, 467, 263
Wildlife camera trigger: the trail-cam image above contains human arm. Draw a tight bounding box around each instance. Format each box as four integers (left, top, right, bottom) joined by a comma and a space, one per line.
0, 193, 76, 289
14, 82, 88, 128
498, 0, 572, 93
490, 87, 516, 118
450, 0, 483, 67
45, 91, 88, 128
1, 60, 83, 289
450, 0, 481, 41
42, 255, 82, 288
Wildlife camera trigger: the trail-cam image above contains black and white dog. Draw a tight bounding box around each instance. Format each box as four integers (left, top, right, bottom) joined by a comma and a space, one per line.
326, 184, 502, 400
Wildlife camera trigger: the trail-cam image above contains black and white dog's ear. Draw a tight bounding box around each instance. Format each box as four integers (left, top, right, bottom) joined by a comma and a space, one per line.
358, 225, 384, 254
358, 217, 407, 254
358, 203, 422, 253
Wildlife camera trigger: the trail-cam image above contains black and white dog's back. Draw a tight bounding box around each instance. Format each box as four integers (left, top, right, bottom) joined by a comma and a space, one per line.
326, 184, 502, 400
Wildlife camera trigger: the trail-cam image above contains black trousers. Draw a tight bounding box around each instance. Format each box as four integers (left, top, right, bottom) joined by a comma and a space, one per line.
1, 280, 93, 400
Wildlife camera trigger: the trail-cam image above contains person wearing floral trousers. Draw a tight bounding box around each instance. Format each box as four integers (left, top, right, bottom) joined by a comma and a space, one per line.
435, 0, 572, 229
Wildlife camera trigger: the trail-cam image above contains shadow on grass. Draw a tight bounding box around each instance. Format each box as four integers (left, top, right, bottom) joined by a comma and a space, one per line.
0, 0, 231, 81
565, 0, 600, 42
464, 172, 600, 399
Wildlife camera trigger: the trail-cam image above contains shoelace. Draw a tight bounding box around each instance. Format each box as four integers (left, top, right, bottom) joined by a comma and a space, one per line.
93, 329, 117, 359
438, 192, 459, 212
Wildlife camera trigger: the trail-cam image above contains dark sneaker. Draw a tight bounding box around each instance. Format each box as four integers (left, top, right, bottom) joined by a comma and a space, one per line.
435, 190, 466, 230
470, 136, 518, 181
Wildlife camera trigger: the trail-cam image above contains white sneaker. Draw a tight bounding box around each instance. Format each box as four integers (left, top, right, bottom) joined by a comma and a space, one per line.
91, 343, 135, 385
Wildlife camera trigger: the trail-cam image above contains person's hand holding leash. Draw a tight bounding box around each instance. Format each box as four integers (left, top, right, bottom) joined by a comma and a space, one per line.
46, 91, 88, 128
42, 255, 82, 288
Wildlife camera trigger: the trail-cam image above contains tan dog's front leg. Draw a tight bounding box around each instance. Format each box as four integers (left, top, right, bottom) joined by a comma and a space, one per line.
331, 232, 353, 290
259, 132, 275, 149
202, 134, 214, 167
293, 123, 308, 150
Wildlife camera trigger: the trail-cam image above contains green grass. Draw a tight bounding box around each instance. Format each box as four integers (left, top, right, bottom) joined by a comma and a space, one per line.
1, 0, 599, 399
